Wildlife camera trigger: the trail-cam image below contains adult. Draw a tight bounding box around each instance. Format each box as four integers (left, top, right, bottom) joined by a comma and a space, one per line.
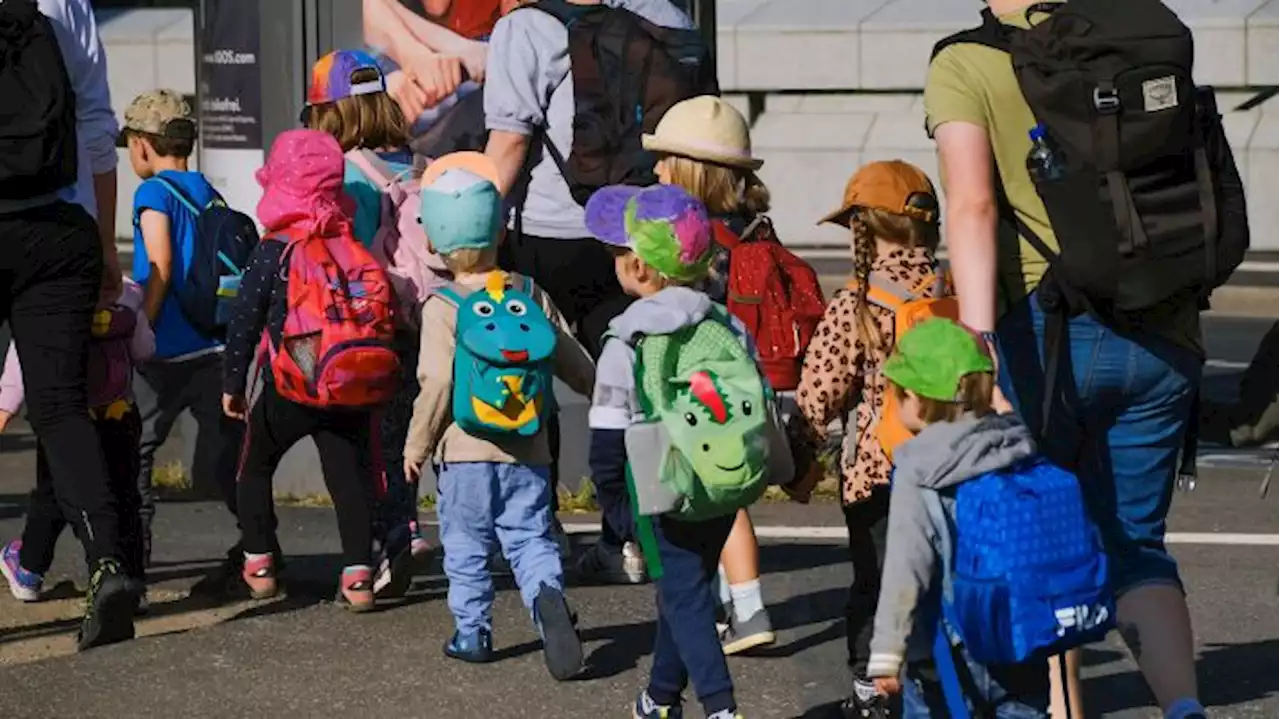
363, 0, 513, 135
926, 2, 1213, 717
483, 0, 695, 582
0, 0, 135, 648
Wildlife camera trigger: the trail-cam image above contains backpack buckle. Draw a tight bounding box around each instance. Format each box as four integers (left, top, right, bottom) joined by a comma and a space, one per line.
1093, 87, 1121, 114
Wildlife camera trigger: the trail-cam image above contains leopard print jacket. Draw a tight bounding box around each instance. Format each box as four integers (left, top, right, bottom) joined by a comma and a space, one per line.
794, 246, 940, 505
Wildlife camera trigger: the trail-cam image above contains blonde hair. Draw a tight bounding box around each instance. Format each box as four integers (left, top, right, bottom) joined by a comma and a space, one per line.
306, 70, 410, 152
660, 154, 770, 217
442, 247, 498, 275
892, 372, 996, 424
850, 208, 941, 352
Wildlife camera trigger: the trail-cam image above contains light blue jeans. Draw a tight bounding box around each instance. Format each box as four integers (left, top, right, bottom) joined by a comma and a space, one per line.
437, 462, 562, 634
996, 294, 1201, 594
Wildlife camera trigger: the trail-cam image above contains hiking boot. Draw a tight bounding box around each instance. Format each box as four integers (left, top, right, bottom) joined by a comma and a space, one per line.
242, 552, 279, 600
720, 608, 776, 656
634, 690, 684, 719
77, 558, 137, 651
444, 628, 494, 664
840, 677, 890, 719
575, 540, 646, 585
1, 540, 42, 602
338, 565, 375, 612
534, 584, 583, 681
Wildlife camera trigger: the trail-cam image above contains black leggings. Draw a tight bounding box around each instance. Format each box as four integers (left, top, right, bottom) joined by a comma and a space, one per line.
844, 485, 891, 678
22, 409, 145, 579
237, 382, 377, 568
0, 201, 121, 569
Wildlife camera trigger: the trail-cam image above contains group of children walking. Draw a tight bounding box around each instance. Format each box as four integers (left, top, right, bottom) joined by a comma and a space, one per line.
0, 45, 1112, 719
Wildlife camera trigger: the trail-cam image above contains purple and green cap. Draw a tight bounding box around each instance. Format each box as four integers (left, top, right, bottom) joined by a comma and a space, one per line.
584, 184, 713, 283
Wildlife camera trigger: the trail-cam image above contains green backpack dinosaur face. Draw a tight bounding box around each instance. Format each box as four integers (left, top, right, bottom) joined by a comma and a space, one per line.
634, 312, 771, 521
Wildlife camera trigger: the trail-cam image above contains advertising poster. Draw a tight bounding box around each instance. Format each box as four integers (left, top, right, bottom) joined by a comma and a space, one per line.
199, 0, 265, 221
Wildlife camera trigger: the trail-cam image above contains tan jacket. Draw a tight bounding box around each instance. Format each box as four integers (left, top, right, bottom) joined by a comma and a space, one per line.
402, 273, 595, 468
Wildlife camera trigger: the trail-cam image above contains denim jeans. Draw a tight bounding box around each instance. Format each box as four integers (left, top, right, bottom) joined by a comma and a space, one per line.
901, 643, 1050, 718
647, 513, 738, 716
996, 293, 1201, 594
437, 462, 561, 635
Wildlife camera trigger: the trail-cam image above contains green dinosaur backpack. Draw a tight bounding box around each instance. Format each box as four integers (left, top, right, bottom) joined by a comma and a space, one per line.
629, 308, 773, 522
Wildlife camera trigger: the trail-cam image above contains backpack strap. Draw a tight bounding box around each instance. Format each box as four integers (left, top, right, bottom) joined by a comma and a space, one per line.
711, 220, 742, 252
929, 7, 1013, 61
853, 269, 938, 311
151, 175, 202, 217
432, 282, 471, 309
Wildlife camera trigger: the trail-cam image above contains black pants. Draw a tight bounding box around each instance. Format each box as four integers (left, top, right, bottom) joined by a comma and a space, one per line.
22, 408, 145, 580
238, 382, 377, 567
844, 485, 891, 678
0, 201, 120, 568
135, 353, 246, 524
499, 231, 633, 518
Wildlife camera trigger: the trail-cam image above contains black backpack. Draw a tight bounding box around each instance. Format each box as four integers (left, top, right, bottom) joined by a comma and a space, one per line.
153, 177, 259, 341
526, 0, 719, 206
932, 0, 1250, 320
0, 0, 77, 203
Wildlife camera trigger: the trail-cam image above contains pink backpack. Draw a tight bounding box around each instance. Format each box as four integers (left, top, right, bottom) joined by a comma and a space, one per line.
346, 149, 451, 329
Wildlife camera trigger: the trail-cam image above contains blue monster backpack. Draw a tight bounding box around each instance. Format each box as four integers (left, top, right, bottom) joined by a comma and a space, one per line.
435, 272, 558, 438
154, 176, 259, 341
925, 458, 1115, 667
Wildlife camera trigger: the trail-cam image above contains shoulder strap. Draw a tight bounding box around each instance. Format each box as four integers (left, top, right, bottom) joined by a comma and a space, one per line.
152, 175, 202, 217
712, 220, 742, 251
433, 282, 471, 309
857, 271, 933, 310
346, 149, 397, 187
931, 7, 1011, 61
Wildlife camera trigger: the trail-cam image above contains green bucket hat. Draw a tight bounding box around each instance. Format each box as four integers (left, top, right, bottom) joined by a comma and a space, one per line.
882, 318, 995, 401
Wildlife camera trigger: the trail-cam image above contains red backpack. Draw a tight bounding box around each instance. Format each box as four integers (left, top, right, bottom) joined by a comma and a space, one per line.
714, 217, 826, 391
269, 227, 400, 408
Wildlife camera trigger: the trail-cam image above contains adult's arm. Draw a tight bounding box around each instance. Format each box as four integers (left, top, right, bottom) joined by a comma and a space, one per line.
935, 121, 1000, 333
483, 12, 553, 196
485, 130, 529, 199
40, 0, 122, 297
363, 0, 468, 106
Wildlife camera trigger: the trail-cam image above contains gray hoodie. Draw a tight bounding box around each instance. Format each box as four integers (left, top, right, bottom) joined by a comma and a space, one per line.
590, 287, 712, 430
866, 412, 1038, 679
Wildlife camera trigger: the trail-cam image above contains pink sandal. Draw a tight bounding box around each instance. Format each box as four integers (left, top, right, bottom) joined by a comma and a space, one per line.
338, 565, 375, 612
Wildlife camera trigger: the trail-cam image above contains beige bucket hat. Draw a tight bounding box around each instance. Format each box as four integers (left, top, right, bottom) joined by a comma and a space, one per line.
642, 95, 763, 170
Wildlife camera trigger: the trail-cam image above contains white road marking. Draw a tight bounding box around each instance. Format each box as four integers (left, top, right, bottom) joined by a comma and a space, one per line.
558, 523, 1277, 545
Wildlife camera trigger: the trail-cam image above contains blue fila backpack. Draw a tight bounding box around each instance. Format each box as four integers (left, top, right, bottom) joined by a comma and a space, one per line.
925, 458, 1115, 666
435, 272, 558, 439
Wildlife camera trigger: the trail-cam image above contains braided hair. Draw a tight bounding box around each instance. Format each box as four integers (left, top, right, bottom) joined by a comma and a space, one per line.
847, 207, 942, 352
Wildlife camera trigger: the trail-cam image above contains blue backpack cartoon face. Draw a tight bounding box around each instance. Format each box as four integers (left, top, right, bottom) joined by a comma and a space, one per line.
438, 272, 557, 437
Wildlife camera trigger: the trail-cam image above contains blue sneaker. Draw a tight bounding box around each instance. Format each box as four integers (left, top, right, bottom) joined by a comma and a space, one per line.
444, 628, 494, 664
1, 539, 42, 602
534, 584, 583, 681
634, 691, 683, 719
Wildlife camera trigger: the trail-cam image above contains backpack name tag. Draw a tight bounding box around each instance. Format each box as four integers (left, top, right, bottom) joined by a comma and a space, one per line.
1142, 75, 1179, 112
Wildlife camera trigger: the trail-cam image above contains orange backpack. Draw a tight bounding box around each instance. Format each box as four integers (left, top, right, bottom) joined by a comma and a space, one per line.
849, 268, 958, 461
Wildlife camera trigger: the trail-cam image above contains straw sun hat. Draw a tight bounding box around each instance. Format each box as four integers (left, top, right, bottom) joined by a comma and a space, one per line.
641, 96, 763, 170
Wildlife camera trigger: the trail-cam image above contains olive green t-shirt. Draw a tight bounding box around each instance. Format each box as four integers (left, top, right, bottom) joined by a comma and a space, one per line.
924, 3, 1201, 352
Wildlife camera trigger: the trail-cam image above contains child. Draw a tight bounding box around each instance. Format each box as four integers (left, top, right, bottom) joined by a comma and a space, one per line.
583, 183, 747, 719
401, 152, 595, 680
645, 94, 776, 656
221, 129, 389, 611
119, 89, 249, 573
791, 160, 943, 718
866, 318, 1050, 716
303, 49, 434, 597
0, 278, 154, 619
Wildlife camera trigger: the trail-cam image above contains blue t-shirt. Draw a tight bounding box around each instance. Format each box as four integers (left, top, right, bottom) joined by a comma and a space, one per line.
344, 149, 414, 248
132, 170, 223, 360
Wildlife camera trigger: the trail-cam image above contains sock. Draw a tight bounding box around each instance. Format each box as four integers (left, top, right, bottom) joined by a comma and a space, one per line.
729, 579, 764, 623
707, 710, 738, 719
717, 564, 732, 608
1165, 698, 1207, 719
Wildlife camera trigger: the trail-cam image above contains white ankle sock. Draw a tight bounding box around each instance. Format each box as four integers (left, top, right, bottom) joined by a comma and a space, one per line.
729, 579, 764, 622
717, 564, 732, 608
1165, 698, 1206, 719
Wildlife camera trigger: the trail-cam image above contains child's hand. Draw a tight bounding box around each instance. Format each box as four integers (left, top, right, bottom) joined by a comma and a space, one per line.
873, 676, 902, 696
0, 410, 13, 434
222, 393, 247, 421
991, 384, 1016, 415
